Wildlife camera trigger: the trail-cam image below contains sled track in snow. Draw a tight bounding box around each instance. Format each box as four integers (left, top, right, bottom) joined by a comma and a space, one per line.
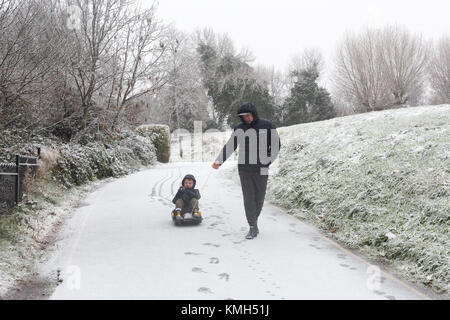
150, 168, 166, 198
149, 166, 183, 207
158, 168, 174, 200
151, 167, 172, 201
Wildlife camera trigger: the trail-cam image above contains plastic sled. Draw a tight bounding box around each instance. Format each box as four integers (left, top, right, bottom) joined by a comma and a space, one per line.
171, 210, 203, 226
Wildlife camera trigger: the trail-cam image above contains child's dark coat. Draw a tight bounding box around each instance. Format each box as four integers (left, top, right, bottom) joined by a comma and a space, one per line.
172, 174, 201, 204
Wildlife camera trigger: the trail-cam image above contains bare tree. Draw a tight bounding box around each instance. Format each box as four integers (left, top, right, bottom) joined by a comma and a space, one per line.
63, 0, 171, 131
428, 36, 450, 104
379, 26, 430, 106
333, 26, 430, 113
104, 4, 170, 129
146, 28, 209, 131
255, 64, 288, 107
289, 48, 324, 76
333, 29, 390, 113
65, 0, 133, 128
0, 0, 69, 129
0, 0, 175, 134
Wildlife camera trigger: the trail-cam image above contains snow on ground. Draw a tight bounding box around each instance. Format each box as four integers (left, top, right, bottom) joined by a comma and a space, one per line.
40, 161, 431, 299
2, 104, 448, 299
0, 179, 107, 297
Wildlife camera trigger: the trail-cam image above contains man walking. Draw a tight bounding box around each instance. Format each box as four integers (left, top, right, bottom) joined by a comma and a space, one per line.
212, 102, 281, 239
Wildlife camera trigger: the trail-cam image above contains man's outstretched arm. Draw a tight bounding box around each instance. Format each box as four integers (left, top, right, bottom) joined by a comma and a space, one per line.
212, 129, 239, 169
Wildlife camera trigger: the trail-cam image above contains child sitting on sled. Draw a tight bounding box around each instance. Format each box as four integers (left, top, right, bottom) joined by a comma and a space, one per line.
172, 174, 202, 221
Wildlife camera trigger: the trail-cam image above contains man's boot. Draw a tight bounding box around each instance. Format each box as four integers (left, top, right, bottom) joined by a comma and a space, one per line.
245, 226, 258, 239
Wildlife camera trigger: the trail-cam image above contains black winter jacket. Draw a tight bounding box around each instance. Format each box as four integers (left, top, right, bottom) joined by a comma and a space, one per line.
215, 102, 281, 172
172, 174, 201, 204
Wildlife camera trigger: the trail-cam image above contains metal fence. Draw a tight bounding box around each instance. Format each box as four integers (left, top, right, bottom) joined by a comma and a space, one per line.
0, 148, 40, 214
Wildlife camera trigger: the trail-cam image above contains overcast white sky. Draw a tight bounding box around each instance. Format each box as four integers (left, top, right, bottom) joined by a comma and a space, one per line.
150, 0, 449, 81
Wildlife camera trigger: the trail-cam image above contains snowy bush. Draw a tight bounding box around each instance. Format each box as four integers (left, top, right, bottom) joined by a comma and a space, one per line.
0, 129, 157, 188
136, 124, 170, 163
53, 134, 156, 187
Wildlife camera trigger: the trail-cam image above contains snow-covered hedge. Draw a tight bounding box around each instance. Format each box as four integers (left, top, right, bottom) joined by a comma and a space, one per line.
266, 105, 450, 294
53, 134, 156, 187
0, 129, 157, 188
136, 124, 170, 163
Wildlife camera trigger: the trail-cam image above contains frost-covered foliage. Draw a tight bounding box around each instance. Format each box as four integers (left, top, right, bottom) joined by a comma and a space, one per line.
53, 134, 156, 187
136, 124, 170, 163
265, 104, 450, 293
0, 129, 157, 188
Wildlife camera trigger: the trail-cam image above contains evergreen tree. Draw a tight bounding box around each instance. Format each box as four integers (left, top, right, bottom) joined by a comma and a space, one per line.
197, 41, 276, 129
311, 87, 336, 122
282, 68, 335, 126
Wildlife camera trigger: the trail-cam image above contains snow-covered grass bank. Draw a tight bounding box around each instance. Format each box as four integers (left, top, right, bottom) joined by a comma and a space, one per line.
265, 105, 449, 294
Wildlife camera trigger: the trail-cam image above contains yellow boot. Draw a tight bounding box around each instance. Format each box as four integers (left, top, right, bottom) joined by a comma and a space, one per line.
175, 208, 183, 221
192, 208, 202, 220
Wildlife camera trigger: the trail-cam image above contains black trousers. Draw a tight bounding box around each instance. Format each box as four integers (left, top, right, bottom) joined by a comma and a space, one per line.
238, 170, 269, 227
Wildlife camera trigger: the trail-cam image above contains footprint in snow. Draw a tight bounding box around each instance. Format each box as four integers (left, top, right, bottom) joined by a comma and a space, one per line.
218, 273, 230, 281
265, 290, 275, 297
192, 267, 207, 273
185, 252, 203, 256
203, 243, 221, 248
209, 257, 220, 264
198, 287, 213, 294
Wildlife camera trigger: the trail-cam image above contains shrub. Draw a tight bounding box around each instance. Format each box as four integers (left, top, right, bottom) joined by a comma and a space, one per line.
136, 124, 170, 163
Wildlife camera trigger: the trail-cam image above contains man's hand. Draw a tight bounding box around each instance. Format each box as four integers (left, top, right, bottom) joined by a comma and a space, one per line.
212, 161, 221, 170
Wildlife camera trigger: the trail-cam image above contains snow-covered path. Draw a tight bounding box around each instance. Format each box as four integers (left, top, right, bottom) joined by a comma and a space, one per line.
46, 161, 430, 300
